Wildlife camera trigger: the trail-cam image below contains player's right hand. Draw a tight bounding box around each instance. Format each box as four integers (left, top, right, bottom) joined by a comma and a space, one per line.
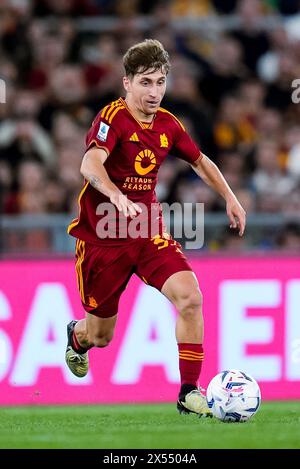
110, 192, 142, 218
226, 196, 246, 237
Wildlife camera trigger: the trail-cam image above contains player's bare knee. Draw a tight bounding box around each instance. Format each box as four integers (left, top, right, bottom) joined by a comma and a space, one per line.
177, 291, 203, 318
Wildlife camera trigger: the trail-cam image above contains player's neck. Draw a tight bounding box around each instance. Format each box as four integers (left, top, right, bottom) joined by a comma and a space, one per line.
124, 97, 155, 123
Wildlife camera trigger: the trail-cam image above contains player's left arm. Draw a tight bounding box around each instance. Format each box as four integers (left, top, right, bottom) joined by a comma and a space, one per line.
170, 118, 246, 236
192, 153, 246, 237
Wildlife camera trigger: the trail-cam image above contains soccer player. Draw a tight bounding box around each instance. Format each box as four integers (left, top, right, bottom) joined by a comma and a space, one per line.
66, 39, 246, 416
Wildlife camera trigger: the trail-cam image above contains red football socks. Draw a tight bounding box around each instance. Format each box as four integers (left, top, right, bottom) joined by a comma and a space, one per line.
72, 331, 87, 354
178, 343, 204, 387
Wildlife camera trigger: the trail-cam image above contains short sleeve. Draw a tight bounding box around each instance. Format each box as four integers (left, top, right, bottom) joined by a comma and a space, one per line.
171, 124, 203, 164
85, 117, 119, 155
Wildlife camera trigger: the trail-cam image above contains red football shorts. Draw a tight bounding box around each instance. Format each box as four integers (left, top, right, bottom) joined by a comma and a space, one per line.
74, 235, 192, 318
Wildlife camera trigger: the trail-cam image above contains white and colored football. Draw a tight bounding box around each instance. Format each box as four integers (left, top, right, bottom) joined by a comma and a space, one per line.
206, 369, 261, 423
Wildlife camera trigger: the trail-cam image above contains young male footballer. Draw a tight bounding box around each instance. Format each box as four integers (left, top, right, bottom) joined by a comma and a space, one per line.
66, 39, 246, 416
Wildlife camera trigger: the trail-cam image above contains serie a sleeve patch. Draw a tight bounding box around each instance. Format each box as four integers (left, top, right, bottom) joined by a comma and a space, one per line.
97, 122, 110, 142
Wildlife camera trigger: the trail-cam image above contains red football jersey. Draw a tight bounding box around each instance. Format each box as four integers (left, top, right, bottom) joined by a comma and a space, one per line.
68, 97, 202, 244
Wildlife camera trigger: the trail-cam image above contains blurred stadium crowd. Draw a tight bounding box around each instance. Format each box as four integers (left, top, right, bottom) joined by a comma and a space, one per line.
1, 0, 300, 252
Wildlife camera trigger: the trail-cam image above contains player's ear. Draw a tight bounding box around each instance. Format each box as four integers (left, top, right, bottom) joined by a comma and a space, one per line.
123, 76, 130, 92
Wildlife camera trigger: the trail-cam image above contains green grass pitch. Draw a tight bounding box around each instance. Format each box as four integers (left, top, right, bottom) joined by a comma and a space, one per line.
0, 402, 299, 449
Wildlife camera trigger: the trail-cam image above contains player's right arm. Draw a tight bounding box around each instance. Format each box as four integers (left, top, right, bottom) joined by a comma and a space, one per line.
80, 147, 141, 218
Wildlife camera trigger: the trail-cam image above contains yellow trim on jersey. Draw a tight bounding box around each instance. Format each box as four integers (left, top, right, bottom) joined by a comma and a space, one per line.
67, 181, 89, 234
158, 107, 186, 131
108, 105, 125, 124
104, 99, 121, 121
100, 104, 110, 119
101, 99, 117, 119
100, 99, 122, 121
75, 240, 85, 303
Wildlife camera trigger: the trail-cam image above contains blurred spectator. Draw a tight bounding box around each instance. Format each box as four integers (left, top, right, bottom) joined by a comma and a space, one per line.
256, 108, 282, 142
257, 27, 290, 83
156, 159, 179, 201
214, 94, 256, 152
199, 36, 246, 108
18, 160, 47, 212
265, 49, 299, 111
0, 160, 13, 212
285, 125, 300, 179
0, 97, 56, 170
217, 151, 246, 174
277, 0, 300, 16
33, 0, 100, 17
164, 68, 215, 154
171, 0, 213, 17
4, 160, 47, 214
251, 140, 296, 215
44, 176, 68, 213
217, 226, 249, 253
232, 0, 270, 72
276, 223, 300, 251
212, 0, 237, 15
238, 79, 266, 125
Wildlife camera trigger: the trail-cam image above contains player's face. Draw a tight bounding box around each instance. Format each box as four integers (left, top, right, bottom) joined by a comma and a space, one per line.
124, 69, 167, 116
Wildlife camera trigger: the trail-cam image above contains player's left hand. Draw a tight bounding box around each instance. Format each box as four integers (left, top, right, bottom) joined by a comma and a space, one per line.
226, 196, 246, 237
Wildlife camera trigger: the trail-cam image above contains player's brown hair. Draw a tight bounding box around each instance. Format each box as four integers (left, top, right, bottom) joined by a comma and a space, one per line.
123, 39, 170, 78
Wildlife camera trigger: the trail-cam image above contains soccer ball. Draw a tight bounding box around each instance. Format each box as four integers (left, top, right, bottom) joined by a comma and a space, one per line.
206, 369, 261, 423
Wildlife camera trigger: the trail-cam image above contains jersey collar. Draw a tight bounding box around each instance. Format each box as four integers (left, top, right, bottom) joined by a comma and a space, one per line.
120, 97, 156, 130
